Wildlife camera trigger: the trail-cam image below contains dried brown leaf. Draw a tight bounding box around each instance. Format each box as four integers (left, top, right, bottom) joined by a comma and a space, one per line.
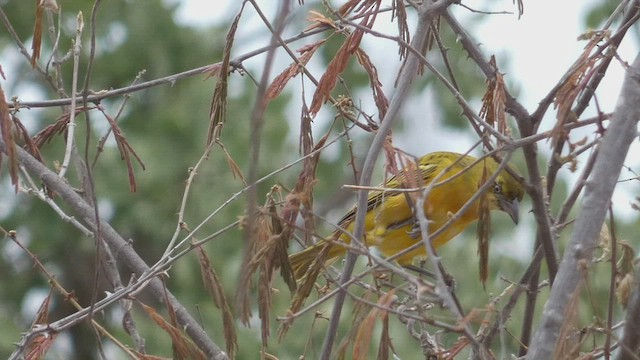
33, 287, 53, 326
32, 106, 102, 149
338, 0, 381, 17
31, 0, 44, 67
354, 48, 388, 119
553, 283, 582, 360
617, 240, 636, 275
266, 39, 326, 102
297, 108, 317, 245
269, 204, 296, 292
444, 337, 470, 360
141, 303, 206, 360
309, 4, 380, 116
32, 114, 70, 148
0, 86, 18, 191
278, 132, 330, 289
616, 272, 633, 308
25, 331, 57, 360
615, 240, 636, 308
338, 0, 362, 16
162, 291, 183, 359
236, 187, 291, 350
207, 4, 245, 146
550, 32, 606, 147
392, 0, 410, 59
23, 287, 57, 360
476, 162, 492, 288
376, 302, 393, 360
276, 131, 331, 337
12, 116, 45, 163
353, 290, 396, 360
382, 139, 400, 179
299, 102, 313, 158
552, 69, 583, 145
195, 246, 222, 308
195, 246, 238, 358
308, 38, 355, 116
284, 131, 328, 228
258, 258, 272, 348
598, 223, 610, 256
237, 208, 271, 326
421, 16, 441, 58
305, 10, 338, 32
279, 243, 331, 339
207, 79, 227, 146
479, 56, 508, 144
336, 291, 376, 359
97, 106, 145, 192
217, 141, 246, 184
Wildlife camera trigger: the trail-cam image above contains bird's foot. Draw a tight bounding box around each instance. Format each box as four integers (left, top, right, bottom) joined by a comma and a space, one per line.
406, 222, 421, 239
404, 264, 436, 278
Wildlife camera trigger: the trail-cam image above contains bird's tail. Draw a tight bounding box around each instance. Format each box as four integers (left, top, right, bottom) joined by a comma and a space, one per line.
289, 239, 345, 280
286, 238, 347, 318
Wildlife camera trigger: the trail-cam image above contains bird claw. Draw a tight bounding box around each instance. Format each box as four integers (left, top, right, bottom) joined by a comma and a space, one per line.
407, 222, 421, 239
404, 264, 435, 278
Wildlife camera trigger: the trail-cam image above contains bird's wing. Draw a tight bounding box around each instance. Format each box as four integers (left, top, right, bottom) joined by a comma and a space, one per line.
336, 162, 440, 228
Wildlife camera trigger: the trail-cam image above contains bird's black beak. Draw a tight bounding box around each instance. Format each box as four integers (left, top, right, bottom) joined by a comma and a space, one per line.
499, 198, 520, 224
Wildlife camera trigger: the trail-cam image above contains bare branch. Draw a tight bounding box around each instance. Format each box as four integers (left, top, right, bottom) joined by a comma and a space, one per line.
0, 141, 229, 360
528, 51, 640, 360
57, 12, 83, 178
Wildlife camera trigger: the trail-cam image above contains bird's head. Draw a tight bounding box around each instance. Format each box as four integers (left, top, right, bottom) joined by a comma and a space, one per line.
490, 168, 525, 224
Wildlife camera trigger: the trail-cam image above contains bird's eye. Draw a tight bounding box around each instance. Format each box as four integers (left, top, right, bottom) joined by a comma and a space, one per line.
493, 182, 503, 194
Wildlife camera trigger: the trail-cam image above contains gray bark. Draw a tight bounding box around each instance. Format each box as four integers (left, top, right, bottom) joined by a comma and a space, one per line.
527, 53, 640, 359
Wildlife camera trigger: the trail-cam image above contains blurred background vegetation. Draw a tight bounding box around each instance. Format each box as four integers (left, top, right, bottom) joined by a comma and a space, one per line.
0, 0, 638, 359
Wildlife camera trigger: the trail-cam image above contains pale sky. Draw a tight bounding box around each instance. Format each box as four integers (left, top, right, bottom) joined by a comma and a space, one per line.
173, 0, 637, 146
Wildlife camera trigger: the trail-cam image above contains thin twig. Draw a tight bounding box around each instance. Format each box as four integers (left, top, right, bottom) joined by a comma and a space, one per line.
58, 12, 84, 178
159, 124, 354, 261
339, 14, 511, 145
556, 147, 599, 226
163, 142, 215, 257
19, 167, 93, 237
1, 140, 229, 360
81, 0, 101, 98
5, 232, 138, 360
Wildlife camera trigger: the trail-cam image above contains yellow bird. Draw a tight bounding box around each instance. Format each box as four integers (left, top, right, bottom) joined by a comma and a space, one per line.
289, 151, 525, 279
